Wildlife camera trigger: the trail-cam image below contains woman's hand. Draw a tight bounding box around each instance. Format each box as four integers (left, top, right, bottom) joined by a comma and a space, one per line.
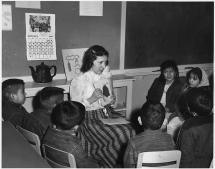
109, 94, 116, 105
87, 88, 103, 104
103, 94, 116, 106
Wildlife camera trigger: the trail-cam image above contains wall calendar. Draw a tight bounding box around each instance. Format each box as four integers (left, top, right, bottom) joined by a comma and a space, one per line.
25, 13, 56, 60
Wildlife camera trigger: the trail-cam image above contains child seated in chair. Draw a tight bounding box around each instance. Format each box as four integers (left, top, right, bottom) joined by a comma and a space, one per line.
123, 101, 175, 168
42, 101, 100, 168
183, 67, 209, 92
177, 87, 213, 168
166, 67, 211, 140
31, 87, 64, 134
2, 78, 43, 139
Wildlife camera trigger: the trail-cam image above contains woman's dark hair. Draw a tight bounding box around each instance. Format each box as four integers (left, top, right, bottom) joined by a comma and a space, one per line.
80, 45, 109, 73
140, 101, 165, 130
186, 88, 212, 116
51, 101, 85, 130
186, 67, 202, 84
159, 60, 179, 82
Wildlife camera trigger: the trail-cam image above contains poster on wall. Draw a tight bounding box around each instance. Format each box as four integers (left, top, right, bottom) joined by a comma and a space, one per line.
62, 48, 88, 81
15, 1, 41, 9
79, 1, 103, 16
2, 4, 12, 31
25, 13, 56, 60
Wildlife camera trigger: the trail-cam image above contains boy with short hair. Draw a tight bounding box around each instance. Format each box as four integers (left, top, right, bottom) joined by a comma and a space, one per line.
177, 88, 213, 168
123, 101, 175, 168
2, 79, 26, 124
42, 101, 100, 168
31, 87, 64, 134
2, 78, 43, 139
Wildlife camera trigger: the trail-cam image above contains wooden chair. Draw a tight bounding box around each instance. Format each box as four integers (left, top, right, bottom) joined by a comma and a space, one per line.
137, 150, 181, 168
42, 144, 76, 168
16, 126, 41, 156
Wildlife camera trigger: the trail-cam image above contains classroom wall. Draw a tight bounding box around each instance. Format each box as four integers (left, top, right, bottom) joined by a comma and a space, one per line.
4, 1, 213, 114
2, 1, 121, 77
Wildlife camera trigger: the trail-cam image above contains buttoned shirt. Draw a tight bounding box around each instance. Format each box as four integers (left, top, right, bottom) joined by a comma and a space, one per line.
70, 70, 112, 111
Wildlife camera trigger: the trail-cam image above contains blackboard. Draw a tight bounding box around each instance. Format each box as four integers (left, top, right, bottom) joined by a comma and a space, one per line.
2, 1, 121, 77
125, 2, 214, 69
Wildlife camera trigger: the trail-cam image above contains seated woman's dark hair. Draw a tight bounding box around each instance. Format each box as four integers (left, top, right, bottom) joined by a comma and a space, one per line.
80, 45, 109, 73
186, 88, 212, 116
140, 101, 165, 130
51, 101, 85, 130
186, 67, 202, 84
159, 60, 179, 82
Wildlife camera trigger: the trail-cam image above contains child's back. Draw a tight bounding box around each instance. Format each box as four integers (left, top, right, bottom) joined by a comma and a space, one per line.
123, 102, 175, 168
31, 87, 64, 134
42, 101, 100, 168
177, 88, 213, 168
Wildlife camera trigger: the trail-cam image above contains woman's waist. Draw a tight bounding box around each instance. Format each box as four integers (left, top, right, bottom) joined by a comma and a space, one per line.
86, 105, 104, 111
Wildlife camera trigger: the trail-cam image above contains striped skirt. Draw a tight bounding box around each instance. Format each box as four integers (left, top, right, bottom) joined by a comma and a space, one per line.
77, 106, 135, 167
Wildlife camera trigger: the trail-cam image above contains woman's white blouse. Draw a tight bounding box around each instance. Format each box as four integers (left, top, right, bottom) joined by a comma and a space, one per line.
70, 70, 112, 111
160, 81, 173, 108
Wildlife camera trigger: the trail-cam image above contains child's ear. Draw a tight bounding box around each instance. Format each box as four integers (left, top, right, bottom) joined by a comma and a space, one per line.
138, 116, 142, 126
9, 93, 16, 102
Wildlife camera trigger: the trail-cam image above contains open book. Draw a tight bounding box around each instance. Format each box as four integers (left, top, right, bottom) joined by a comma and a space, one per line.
101, 118, 130, 125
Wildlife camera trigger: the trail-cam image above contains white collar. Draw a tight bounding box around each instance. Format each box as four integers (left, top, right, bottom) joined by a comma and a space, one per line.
86, 70, 101, 82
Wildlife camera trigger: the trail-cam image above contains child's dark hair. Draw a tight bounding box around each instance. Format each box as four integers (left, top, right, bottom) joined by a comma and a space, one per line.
80, 45, 109, 73
33, 87, 64, 110
186, 67, 202, 84
159, 60, 179, 82
2, 79, 25, 99
51, 101, 85, 130
140, 101, 165, 130
175, 94, 193, 120
186, 88, 212, 116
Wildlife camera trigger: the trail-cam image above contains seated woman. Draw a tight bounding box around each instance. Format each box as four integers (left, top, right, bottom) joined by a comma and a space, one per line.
147, 60, 184, 114
42, 101, 100, 168
70, 45, 115, 119
70, 45, 135, 167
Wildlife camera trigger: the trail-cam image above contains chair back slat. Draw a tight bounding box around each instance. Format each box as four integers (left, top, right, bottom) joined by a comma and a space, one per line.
16, 126, 41, 156
210, 158, 213, 168
42, 144, 76, 168
137, 150, 181, 168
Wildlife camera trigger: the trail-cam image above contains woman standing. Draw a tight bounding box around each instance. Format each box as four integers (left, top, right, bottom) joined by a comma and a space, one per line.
70, 45, 135, 167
